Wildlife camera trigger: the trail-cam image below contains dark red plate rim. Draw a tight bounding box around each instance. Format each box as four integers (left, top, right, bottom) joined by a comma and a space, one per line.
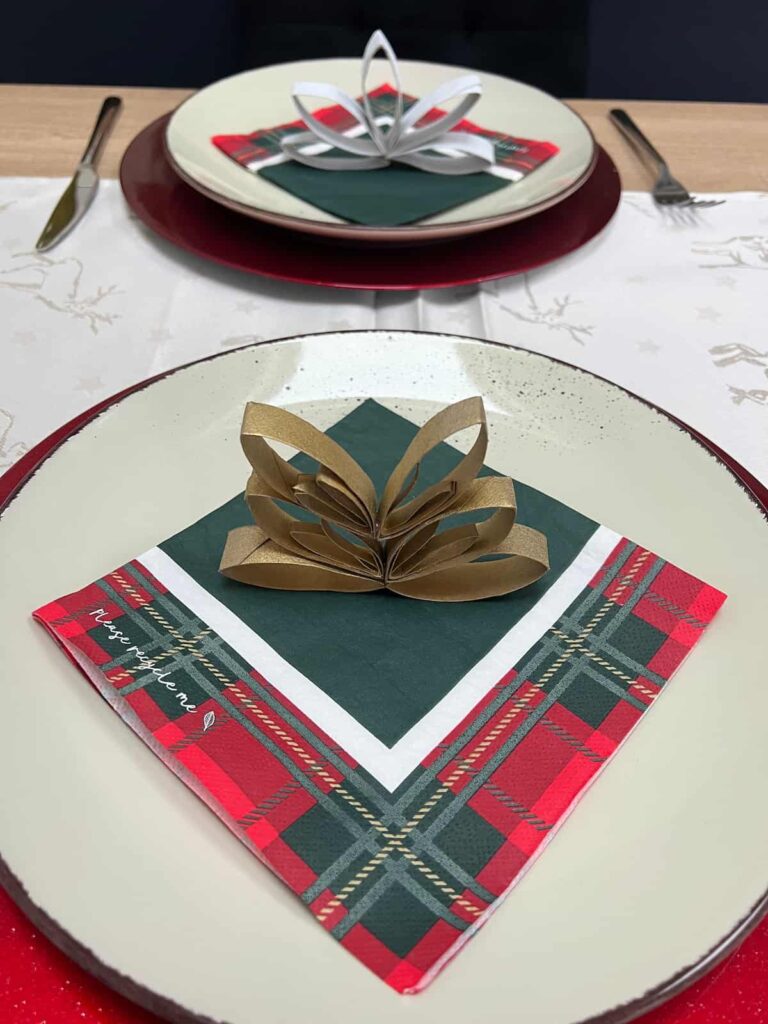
1, 331, 766, 1024
119, 115, 621, 291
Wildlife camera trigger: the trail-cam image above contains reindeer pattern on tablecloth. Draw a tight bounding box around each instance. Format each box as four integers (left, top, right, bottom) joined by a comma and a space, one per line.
693, 235, 768, 271
489, 275, 594, 346
0, 407, 27, 470
709, 344, 768, 408
0, 252, 121, 334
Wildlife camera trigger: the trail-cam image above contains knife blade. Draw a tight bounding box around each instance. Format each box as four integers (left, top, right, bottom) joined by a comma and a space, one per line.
35, 164, 99, 252
35, 95, 122, 252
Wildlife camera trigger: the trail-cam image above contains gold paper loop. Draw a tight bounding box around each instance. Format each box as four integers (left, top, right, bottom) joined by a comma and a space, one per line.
220, 399, 550, 602
378, 396, 488, 538
241, 403, 377, 539
221, 526, 383, 593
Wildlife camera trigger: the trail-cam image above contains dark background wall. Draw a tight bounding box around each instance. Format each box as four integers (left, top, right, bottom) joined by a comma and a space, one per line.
588, 0, 768, 102
1, 0, 766, 101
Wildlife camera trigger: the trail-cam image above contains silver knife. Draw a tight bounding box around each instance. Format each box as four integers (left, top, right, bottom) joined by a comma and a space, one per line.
35, 95, 122, 252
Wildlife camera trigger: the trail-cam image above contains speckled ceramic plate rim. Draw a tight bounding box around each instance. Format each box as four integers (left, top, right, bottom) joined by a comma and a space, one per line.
1, 331, 766, 1024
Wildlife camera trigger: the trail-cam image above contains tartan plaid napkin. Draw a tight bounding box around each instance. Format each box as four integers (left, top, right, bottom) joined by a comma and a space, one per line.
34, 400, 725, 993
211, 84, 559, 226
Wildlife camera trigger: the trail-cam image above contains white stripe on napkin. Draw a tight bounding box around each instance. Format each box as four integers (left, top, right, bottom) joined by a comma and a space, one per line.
139, 525, 620, 791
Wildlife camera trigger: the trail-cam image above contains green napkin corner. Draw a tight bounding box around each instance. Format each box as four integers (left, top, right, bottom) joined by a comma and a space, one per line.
259, 161, 510, 226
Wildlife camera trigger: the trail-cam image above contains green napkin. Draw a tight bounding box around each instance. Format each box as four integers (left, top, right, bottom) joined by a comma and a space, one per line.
259, 161, 510, 226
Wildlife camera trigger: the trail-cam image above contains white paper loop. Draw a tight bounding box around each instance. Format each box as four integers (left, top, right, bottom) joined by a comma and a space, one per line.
280, 30, 496, 175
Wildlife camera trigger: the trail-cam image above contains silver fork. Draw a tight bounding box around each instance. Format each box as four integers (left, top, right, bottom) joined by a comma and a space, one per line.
609, 108, 724, 209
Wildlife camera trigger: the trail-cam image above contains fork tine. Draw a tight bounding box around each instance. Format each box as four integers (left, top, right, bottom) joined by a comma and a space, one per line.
657, 197, 724, 210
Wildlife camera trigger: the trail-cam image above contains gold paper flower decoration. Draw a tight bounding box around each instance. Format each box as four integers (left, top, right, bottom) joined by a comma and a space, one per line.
220, 397, 548, 601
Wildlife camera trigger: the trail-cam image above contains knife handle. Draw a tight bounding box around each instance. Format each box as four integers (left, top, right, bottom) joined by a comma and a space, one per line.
80, 95, 122, 168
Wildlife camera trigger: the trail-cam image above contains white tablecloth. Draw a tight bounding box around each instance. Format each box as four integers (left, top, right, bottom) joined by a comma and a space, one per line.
1, 178, 766, 483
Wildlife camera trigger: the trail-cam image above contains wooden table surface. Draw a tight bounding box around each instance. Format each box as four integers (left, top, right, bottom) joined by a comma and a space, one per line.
0, 84, 767, 190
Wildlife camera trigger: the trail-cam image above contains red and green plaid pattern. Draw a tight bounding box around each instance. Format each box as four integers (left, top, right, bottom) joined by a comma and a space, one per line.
34, 537, 724, 993
212, 83, 559, 176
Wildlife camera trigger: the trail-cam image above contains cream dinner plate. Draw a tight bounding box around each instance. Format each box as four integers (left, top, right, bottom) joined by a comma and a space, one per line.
1, 332, 766, 1024
165, 60, 596, 242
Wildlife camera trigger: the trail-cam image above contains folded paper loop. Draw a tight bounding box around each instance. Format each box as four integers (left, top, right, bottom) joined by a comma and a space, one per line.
361, 30, 403, 158
388, 522, 549, 601
221, 398, 549, 602
220, 525, 384, 593
378, 396, 491, 538
240, 403, 378, 544
280, 30, 496, 175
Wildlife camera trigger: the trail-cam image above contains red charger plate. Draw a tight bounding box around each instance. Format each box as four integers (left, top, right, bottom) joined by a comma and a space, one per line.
3, 882, 766, 1024
119, 115, 621, 291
